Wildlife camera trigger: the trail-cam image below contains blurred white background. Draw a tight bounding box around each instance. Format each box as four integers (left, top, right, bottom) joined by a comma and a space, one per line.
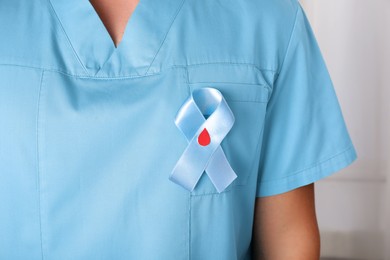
299, 0, 390, 259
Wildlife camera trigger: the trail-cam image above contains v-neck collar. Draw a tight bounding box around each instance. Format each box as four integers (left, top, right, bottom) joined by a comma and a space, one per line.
49, 0, 186, 77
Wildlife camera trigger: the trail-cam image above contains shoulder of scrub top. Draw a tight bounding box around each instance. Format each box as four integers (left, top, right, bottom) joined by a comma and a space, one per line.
0, 0, 300, 77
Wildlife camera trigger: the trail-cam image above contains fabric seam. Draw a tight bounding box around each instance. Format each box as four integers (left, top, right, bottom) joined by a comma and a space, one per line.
0, 62, 276, 81
144, 0, 188, 75
46, 0, 90, 76
188, 194, 191, 260
190, 184, 249, 197
258, 144, 356, 185
36, 69, 45, 260
183, 67, 191, 260
274, 3, 300, 79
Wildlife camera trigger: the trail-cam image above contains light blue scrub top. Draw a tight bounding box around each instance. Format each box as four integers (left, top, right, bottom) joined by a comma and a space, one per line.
0, 0, 357, 259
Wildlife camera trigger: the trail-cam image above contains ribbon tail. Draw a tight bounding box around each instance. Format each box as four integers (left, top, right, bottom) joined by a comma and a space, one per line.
169, 155, 205, 192
205, 146, 237, 193
169, 129, 219, 191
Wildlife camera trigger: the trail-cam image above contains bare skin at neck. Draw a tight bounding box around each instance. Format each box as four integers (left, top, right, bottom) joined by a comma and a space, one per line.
89, 0, 140, 47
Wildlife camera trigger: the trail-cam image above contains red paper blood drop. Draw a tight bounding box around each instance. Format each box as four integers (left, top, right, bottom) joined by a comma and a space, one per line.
198, 128, 211, 146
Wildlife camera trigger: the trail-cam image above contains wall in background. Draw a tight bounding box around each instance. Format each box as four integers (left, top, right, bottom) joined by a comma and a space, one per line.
382, 3, 390, 259
299, 1, 390, 259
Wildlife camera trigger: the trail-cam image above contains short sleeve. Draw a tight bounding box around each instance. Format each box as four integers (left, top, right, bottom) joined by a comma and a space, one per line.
256, 3, 357, 197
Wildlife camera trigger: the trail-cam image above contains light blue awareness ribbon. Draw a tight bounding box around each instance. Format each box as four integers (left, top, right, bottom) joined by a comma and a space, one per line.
170, 87, 237, 193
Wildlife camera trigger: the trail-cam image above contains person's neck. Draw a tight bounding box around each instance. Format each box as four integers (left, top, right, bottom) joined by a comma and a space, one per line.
89, 0, 140, 47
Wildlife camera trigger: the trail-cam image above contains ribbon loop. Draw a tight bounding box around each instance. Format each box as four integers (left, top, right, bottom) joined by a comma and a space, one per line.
170, 87, 237, 193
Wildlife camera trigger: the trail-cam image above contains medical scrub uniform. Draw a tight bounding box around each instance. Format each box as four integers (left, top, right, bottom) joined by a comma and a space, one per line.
0, 0, 357, 259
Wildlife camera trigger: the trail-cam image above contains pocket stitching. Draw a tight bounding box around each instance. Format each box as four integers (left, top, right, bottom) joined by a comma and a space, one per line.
188, 83, 270, 103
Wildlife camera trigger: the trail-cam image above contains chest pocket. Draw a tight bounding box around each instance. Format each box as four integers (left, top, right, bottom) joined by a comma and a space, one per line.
185, 64, 272, 195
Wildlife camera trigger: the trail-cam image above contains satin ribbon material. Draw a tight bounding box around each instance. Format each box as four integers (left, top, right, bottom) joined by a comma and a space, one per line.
170, 87, 237, 192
